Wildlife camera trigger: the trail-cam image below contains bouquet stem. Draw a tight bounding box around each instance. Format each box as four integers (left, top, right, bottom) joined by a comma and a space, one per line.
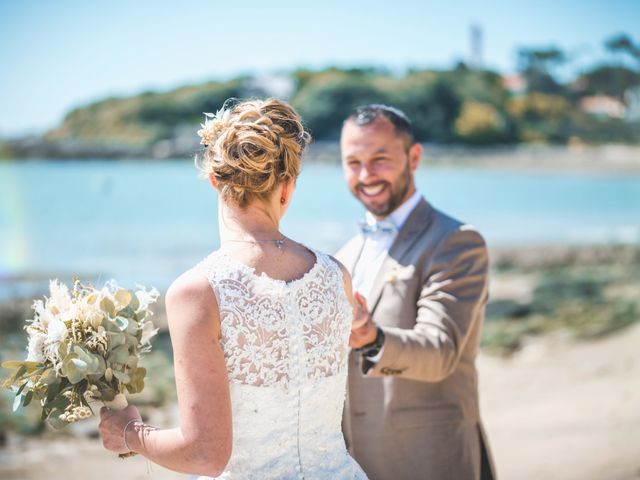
104, 393, 138, 459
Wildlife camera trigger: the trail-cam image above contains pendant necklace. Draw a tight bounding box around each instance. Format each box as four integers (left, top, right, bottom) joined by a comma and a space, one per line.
223, 238, 286, 250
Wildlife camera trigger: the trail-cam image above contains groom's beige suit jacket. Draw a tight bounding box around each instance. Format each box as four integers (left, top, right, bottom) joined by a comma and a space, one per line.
336, 198, 496, 480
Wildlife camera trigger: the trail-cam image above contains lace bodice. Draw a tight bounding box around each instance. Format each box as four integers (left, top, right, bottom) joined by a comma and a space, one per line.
195, 249, 367, 480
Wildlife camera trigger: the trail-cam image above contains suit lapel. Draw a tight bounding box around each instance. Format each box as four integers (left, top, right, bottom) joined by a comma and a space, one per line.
368, 199, 435, 314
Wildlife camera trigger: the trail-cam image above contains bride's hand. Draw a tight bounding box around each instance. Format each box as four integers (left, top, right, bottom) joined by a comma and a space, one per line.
99, 405, 142, 454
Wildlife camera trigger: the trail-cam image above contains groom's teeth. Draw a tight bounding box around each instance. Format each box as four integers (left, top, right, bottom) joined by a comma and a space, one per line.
361, 184, 385, 196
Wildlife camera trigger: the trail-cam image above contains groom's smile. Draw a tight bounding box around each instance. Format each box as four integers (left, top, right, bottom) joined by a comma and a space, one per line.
359, 182, 388, 198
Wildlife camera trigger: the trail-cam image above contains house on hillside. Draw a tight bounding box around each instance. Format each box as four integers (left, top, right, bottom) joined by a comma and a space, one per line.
501, 74, 527, 96
579, 95, 626, 119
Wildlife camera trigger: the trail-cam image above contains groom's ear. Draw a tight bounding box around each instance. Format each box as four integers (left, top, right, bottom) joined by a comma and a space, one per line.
408, 143, 422, 171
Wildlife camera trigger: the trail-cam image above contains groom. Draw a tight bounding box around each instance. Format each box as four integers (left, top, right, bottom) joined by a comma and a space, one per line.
336, 105, 496, 480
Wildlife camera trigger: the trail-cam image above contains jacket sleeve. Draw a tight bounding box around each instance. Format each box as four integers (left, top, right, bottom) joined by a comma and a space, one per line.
363, 227, 489, 382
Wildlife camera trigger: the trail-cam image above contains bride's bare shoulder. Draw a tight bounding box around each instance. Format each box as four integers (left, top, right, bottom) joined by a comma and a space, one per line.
165, 267, 217, 316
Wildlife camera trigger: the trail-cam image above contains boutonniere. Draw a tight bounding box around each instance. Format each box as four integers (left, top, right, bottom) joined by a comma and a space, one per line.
386, 271, 398, 284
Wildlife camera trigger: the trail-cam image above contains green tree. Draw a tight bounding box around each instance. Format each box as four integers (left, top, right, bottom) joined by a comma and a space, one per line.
517, 47, 567, 94
577, 65, 640, 100
605, 33, 640, 63
507, 93, 572, 143
291, 70, 389, 139
454, 101, 510, 144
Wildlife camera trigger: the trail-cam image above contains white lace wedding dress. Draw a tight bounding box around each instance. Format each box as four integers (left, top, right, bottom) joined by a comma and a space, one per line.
194, 248, 368, 479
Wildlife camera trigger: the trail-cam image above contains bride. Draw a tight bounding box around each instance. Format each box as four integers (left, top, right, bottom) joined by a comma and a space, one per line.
98, 98, 368, 479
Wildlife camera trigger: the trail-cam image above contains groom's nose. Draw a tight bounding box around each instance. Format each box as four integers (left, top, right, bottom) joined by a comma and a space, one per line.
359, 163, 376, 183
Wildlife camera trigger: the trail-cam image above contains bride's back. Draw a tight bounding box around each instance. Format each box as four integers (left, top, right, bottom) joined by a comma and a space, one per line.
197, 246, 361, 479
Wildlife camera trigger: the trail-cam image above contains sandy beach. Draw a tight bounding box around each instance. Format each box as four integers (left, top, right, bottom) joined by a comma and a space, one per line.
0, 321, 638, 480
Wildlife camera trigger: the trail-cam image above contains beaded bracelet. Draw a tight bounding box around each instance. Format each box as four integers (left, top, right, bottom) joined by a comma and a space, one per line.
123, 418, 142, 453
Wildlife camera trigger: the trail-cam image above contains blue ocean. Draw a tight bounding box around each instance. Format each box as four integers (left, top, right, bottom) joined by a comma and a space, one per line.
1, 160, 639, 300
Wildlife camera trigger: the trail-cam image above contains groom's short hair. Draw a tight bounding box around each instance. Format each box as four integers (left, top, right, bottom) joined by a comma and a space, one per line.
345, 104, 415, 147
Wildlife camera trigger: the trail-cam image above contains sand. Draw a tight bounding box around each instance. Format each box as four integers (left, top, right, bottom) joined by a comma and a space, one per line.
1, 322, 639, 480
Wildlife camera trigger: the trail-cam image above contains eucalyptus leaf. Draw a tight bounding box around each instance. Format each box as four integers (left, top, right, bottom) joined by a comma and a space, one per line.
100, 387, 117, 402
127, 378, 144, 394
108, 345, 130, 364
61, 354, 87, 384
119, 306, 135, 319
130, 367, 146, 385
42, 368, 59, 385
126, 367, 146, 394
125, 319, 139, 335
101, 296, 116, 317
114, 289, 132, 310
46, 387, 72, 411
124, 333, 138, 348
12, 394, 23, 412
46, 380, 62, 404
22, 390, 34, 407
2, 360, 26, 369
12, 364, 27, 382
47, 409, 68, 429
58, 342, 68, 359
16, 382, 27, 396
114, 316, 129, 332
107, 331, 126, 347
126, 356, 138, 369
73, 346, 101, 374
129, 293, 140, 311
96, 355, 107, 374
112, 370, 130, 384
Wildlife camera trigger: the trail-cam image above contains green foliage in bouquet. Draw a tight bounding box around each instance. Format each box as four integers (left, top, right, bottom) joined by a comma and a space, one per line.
2, 279, 159, 429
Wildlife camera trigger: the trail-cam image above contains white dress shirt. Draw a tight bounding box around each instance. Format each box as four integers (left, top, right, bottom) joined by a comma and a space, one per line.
352, 191, 423, 362
352, 190, 423, 297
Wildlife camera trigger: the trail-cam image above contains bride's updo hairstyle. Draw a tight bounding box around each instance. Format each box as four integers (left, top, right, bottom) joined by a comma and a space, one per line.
196, 98, 311, 208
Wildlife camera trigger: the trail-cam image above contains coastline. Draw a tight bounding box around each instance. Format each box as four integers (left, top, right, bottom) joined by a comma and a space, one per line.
3, 143, 640, 174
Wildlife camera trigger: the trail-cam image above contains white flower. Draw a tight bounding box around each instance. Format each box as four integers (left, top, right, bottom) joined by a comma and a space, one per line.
135, 285, 159, 312
31, 298, 53, 329
26, 330, 47, 363
197, 108, 232, 146
48, 279, 72, 314
140, 320, 159, 345
44, 317, 68, 365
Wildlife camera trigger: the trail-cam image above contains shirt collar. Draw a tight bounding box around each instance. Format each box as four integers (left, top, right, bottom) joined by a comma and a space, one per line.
365, 190, 423, 231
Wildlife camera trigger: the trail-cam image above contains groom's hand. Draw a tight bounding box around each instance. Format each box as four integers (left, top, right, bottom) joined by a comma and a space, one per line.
350, 292, 378, 348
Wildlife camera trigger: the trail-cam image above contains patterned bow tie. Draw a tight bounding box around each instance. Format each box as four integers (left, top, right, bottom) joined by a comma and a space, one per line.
359, 219, 398, 236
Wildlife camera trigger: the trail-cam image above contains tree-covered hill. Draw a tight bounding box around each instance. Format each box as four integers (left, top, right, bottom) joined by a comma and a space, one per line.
4, 33, 640, 158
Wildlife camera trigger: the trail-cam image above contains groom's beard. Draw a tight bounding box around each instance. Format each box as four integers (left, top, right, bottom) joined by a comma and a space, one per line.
356, 161, 412, 218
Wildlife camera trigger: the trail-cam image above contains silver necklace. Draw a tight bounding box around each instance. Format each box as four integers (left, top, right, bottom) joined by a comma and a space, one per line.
223, 238, 286, 250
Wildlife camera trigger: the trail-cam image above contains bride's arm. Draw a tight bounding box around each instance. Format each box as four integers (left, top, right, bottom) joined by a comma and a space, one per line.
100, 269, 232, 477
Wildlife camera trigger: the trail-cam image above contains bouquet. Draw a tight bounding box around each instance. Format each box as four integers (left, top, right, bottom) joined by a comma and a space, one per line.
2, 278, 159, 433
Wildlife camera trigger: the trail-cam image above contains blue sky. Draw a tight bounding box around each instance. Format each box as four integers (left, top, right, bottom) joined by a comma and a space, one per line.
0, 0, 638, 135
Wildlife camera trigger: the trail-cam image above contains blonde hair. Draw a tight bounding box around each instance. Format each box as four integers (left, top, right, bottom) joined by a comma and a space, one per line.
196, 98, 311, 208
